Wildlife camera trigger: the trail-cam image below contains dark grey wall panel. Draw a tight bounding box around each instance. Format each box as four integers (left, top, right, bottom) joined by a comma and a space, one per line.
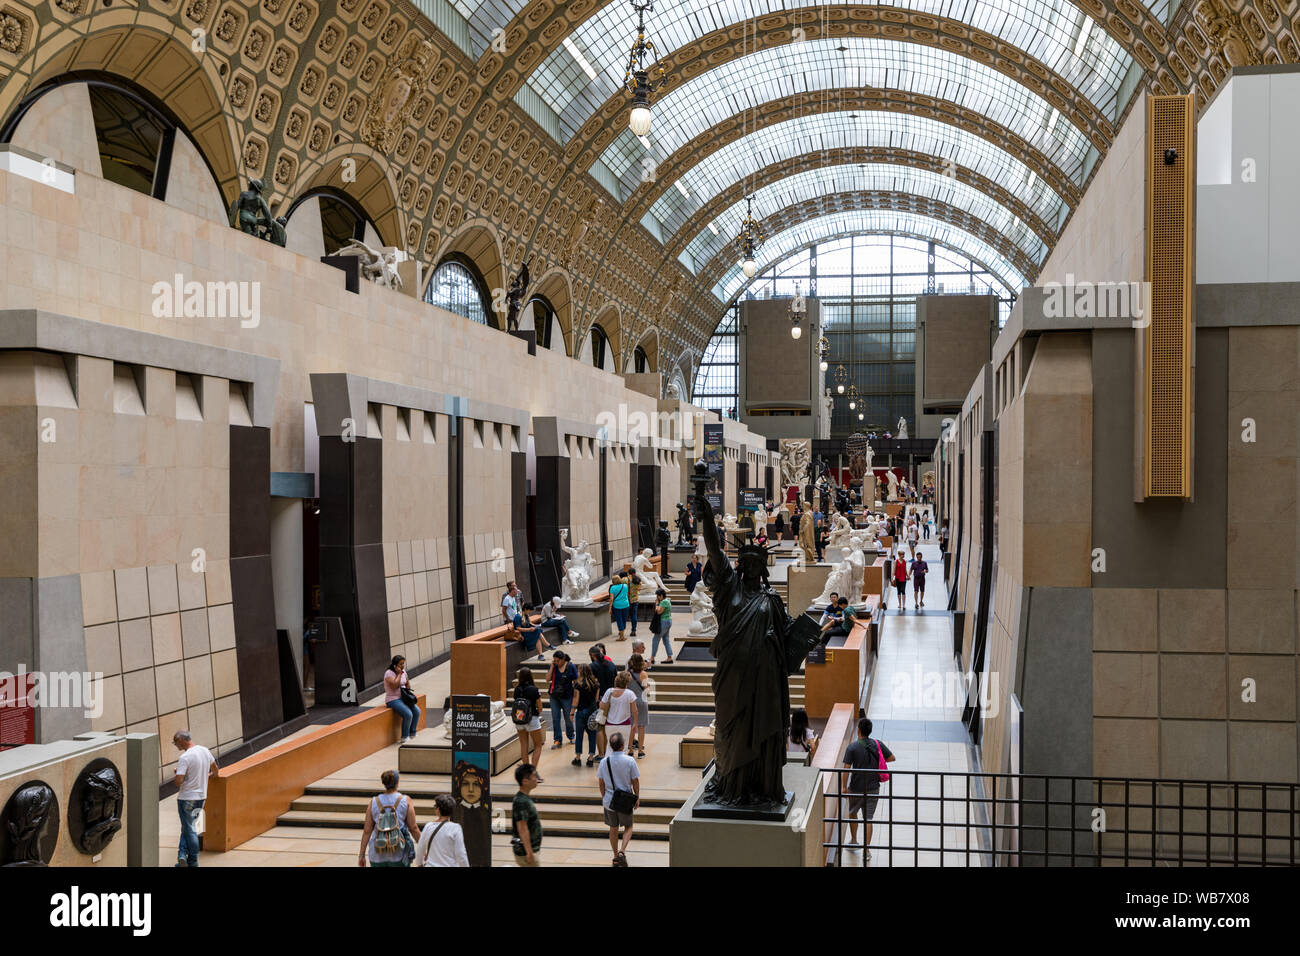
1090, 328, 1227, 588
1019, 586, 1093, 777
229, 425, 285, 740
535, 455, 569, 604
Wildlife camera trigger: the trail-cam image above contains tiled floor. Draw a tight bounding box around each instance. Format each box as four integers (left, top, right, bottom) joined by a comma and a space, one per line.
836, 541, 984, 868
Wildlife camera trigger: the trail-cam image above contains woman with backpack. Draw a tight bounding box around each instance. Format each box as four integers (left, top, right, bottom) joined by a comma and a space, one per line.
547, 651, 577, 749
413, 793, 468, 867
609, 574, 631, 641
650, 587, 674, 664
511, 667, 545, 783
358, 769, 419, 867
571, 663, 602, 767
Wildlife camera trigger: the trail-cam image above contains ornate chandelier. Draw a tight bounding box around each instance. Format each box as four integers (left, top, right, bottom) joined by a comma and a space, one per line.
622, 1, 667, 136
847, 383, 860, 412
738, 195, 762, 278
817, 333, 829, 371
789, 282, 805, 339
833, 363, 848, 395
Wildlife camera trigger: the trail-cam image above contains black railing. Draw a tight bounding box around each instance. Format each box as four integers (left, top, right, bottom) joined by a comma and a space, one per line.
817, 768, 1300, 866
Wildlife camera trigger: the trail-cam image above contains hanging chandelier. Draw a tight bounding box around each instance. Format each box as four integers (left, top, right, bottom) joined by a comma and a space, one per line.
789, 282, 805, 339
846, 383, 860, 412
622, 1, 667, 136
817, 333, 830, 372
738, 195, 762, 278
833, 363, 848, 395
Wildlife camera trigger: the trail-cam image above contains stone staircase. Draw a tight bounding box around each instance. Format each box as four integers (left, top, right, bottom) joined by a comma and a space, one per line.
275, 775, 684, 841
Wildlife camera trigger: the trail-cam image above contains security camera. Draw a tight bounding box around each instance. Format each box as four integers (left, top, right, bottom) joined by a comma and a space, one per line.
1163, 148, 1178, 166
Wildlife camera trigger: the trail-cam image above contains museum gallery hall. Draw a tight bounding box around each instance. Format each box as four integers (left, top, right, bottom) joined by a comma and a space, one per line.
0, 0, 1297, 885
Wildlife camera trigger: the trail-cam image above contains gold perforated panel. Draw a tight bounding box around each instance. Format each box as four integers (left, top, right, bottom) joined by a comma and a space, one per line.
1144, 94, 1196, 499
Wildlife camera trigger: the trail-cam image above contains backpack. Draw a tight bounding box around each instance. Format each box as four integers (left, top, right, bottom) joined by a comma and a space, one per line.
371, 794, 410, 862
511, 688, 535, 724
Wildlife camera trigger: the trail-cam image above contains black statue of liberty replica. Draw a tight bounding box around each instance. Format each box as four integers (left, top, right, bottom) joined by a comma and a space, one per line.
691, 461, 818, 816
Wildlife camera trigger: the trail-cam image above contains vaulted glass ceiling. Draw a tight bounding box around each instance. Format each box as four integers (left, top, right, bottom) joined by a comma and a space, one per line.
711, 209, 1027, 301
685, 163, 1047, 272
646, 109, 1068, 240
526, 0, 1133, 143
600, 38, 1094, 194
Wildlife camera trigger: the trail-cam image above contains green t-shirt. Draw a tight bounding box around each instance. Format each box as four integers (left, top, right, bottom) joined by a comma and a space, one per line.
512, 791, 543, 852
841, 606, 858, 628
658, 598, 672, 622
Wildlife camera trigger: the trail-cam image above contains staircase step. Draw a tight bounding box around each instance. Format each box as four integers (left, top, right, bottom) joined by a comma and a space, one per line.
276, 809, 672, 840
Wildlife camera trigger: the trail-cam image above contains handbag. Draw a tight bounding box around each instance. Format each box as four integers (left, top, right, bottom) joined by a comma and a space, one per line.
586, 711, 601, 732
875, 739, 891, 783
603, 757, 637, 813
399, 683, 418, 709
649, 611, 661, 634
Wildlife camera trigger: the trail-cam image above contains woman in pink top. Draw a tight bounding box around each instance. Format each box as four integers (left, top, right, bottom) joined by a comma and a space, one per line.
384, 656, 420, 743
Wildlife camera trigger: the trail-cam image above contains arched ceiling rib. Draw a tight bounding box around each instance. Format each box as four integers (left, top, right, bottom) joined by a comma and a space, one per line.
701, 197, 1034, 295
592, 38, 1095, 198
720, 227, 1017, 305
648, 113, 1066, 245
683, 163, 1048, 272
667, 147, 1058, 260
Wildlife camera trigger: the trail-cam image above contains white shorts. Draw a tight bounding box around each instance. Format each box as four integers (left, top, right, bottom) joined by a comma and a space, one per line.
522, 716, 542, 732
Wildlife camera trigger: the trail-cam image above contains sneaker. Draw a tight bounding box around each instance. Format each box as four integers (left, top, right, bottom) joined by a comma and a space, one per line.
572, 757, 582, 766
864, 849, 872, 860
569, 630, 581, 639
537, 654, 545, 661
561, 639, 575, 645
174, 861, 188, 868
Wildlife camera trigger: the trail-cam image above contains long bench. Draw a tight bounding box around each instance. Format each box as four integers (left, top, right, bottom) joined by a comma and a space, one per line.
814, 702, 858, 866
203, 692, 427, 851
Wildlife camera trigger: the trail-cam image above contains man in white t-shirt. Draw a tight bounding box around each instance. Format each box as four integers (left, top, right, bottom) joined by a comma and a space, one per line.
172, 730, 217, 867
501, 582, 521, 626
596, 732, 640, 867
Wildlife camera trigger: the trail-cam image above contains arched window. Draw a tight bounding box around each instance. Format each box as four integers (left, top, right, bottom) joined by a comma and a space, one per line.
2, 76, 179, 200
425, 255, 492, 327
527, 296, 556, 350
589, 324, 609, 370
285, 187, 376, 256
633, 346, 649, 373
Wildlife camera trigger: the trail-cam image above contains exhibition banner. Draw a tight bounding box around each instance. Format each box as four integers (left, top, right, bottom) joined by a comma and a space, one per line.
451, 695, 493, 867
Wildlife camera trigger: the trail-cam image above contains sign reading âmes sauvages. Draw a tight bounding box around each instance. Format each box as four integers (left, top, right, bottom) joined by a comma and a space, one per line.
450, 695, 493, 867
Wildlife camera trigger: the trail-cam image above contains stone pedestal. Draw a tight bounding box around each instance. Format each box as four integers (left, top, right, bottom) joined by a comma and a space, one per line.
787, 562, 832, 612
669, 765, 824, 867
557, 601, 613, 641
678, 726, 715, 768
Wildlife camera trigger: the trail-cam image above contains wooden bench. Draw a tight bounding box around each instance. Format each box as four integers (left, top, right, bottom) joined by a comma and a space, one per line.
204, 692, 427, 851
814, 702, 858, 866
803, 617, 870, 720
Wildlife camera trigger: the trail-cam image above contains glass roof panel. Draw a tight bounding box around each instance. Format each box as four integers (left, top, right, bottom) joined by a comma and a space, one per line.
683, 162, 1047, 273
646, 109, 1066, 239
712, 209, 1027, 301
524, 0, 1132, 142
598, 38, 1093, 188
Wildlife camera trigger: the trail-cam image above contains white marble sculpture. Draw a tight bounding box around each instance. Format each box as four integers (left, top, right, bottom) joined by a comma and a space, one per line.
336, 238, 404, 290
826, 510, 854, 549
687, 585, 719, 638
814, 547, 855, 607
441, 699, 509, 738
632, 547, 666, 592
887, 471, 899, 502
897, 416, 909, 439
694, 533, 707, 558
559, 529, 596, 602
820, 387, 833, 440
753, 503, 769, 533
779, 438, 811, 491
846, 535, 868, 598
721, 513, 742, 533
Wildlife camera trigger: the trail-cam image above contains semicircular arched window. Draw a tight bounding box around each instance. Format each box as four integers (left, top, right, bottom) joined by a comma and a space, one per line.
425, 256, 491, 327
527, 296, 556, 350
589, 323, 609, 370
634, 346, 649, 374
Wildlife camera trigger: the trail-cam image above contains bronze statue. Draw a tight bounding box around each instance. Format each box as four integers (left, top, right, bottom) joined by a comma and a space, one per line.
674, 502, 695, 546
504, 259, 531, 332
227, 178, 288, 247
1, 781, 58, 866
691, 462, 817, 812
70, 760, 124, 856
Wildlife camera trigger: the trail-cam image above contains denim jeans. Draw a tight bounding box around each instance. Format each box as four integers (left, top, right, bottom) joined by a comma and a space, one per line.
545, 619, 572, 642
386, 698, 420, 738
574, 705, 598, 755
177, 798, 205, 865
612, 607, 629, 631
550, 694, 575, 742
652, 623, 674, 660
